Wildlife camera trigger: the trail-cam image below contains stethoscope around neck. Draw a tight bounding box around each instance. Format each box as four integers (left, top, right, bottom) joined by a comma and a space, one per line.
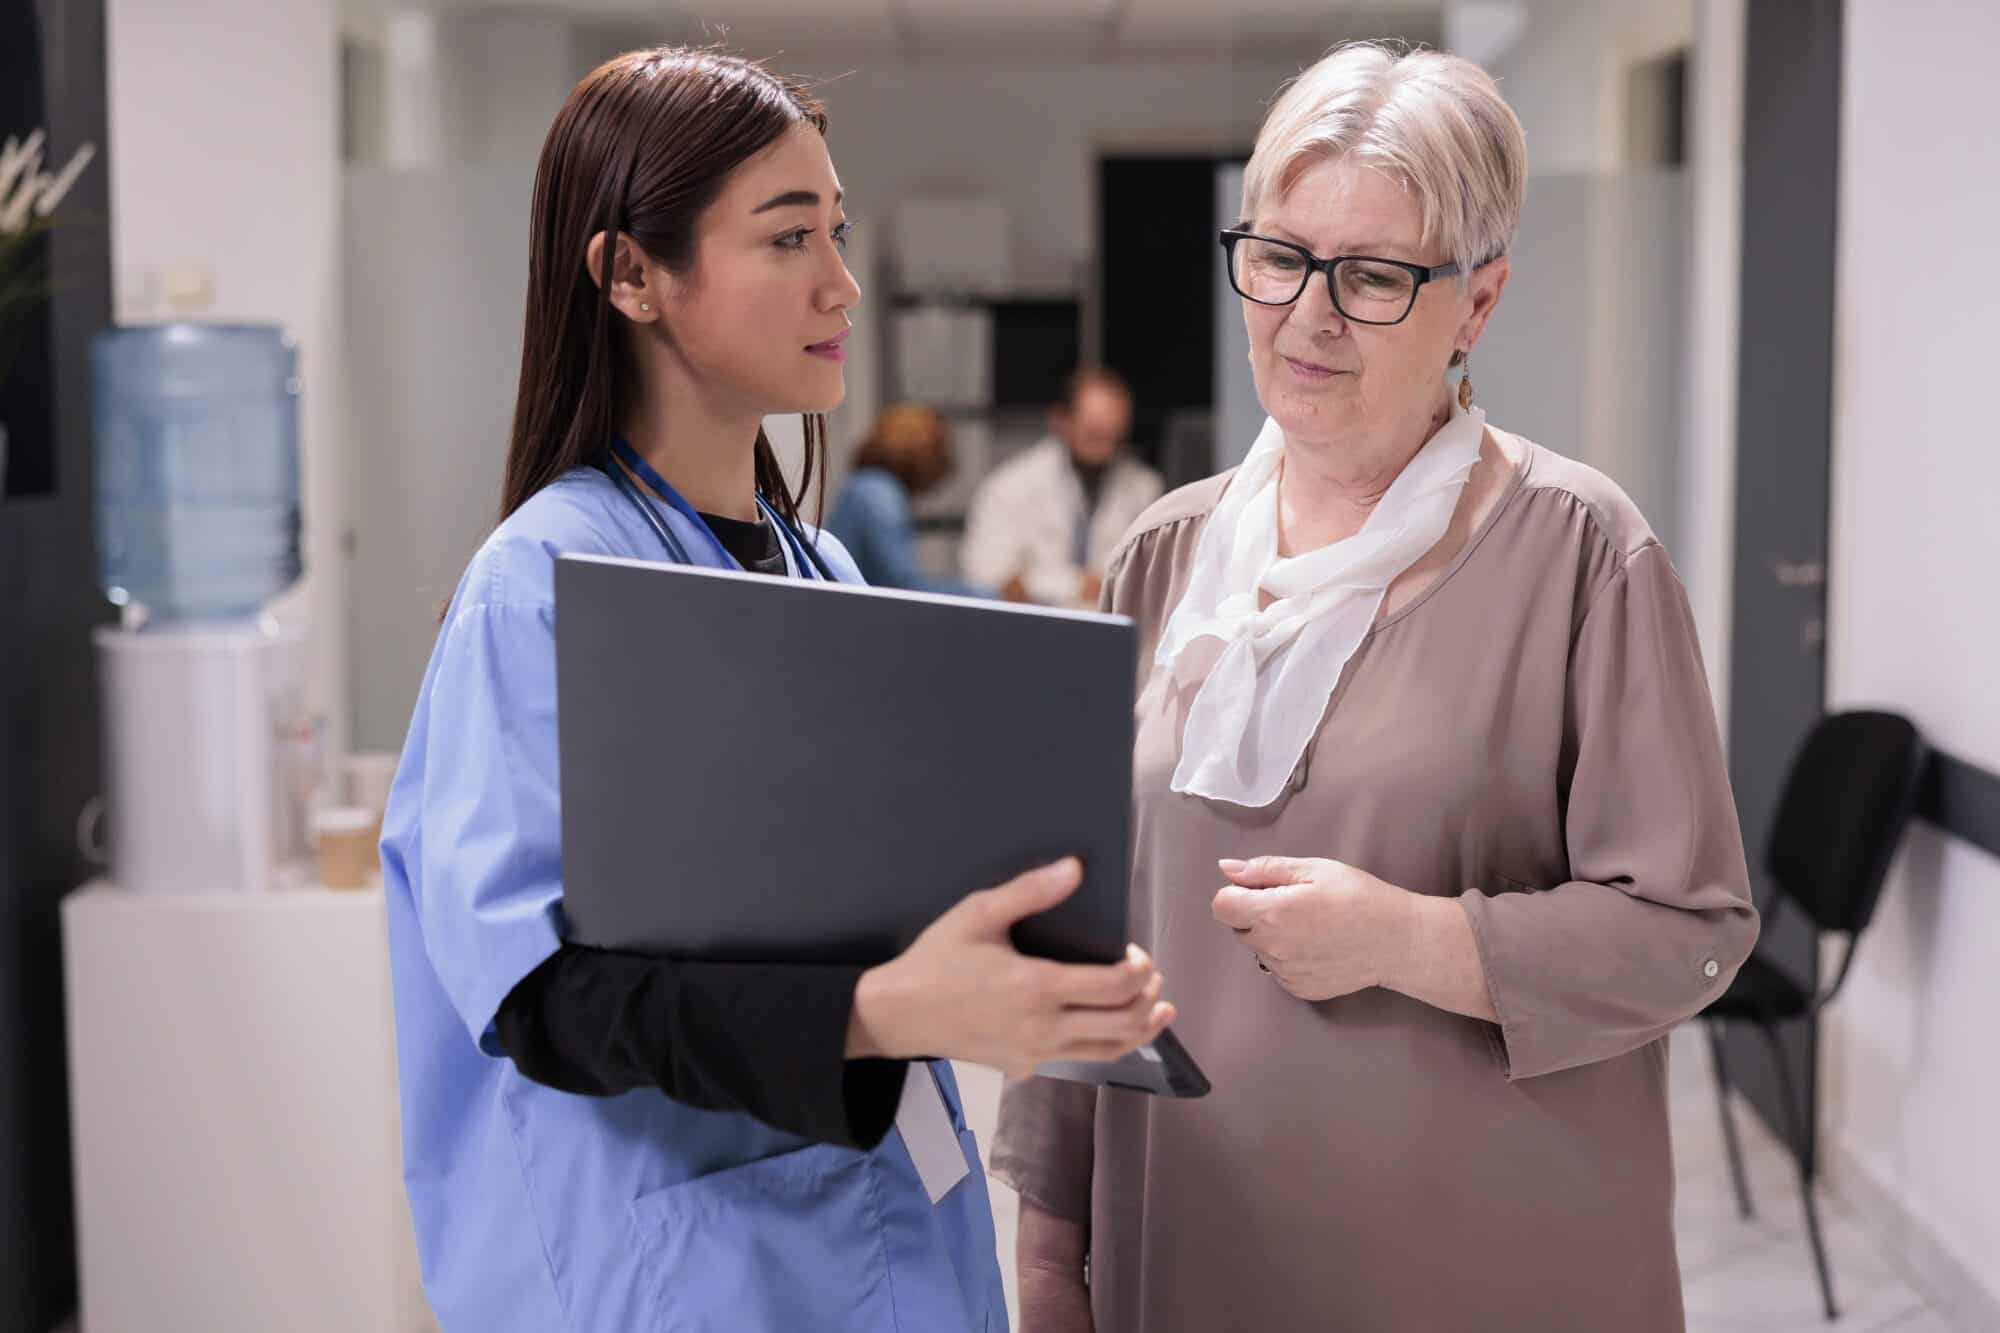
602, 435, 834, 581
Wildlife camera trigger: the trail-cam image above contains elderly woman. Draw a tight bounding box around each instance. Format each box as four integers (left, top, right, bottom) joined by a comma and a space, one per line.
993, 42, 1759, 1333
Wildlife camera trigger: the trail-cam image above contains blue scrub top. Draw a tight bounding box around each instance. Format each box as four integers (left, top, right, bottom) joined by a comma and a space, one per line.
380, 466, 1007, 1331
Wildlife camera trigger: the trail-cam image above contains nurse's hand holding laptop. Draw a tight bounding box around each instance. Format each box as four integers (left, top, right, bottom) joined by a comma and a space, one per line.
845, 856, 1174, 1078
557, 552, 1214, 1100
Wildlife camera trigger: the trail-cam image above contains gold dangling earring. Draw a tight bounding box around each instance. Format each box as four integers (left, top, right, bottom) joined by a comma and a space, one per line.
1457, 352, 1474, 410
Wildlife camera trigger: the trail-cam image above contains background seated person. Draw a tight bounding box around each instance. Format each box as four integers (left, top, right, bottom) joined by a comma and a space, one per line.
829, 402, 983, 595
962, 367, 1162, 609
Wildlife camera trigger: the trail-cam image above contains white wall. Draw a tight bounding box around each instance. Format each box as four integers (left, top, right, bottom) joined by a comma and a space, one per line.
1486, 0, 1692, 175
1472, 0, 1695, 554
1466, 0, 1751, 751
1486, 0, 1625, 174
778, 54, 1310, 293
107, 0, 349, 755
1822, 0, 2000, 1320
1472, 169, 1687, 551
1461, 0, 1746, 747
441, 12, 578, 166
343, 168, 525, 751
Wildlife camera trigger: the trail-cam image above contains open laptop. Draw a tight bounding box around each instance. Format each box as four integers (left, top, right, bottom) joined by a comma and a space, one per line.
554, 553, 1208, 1098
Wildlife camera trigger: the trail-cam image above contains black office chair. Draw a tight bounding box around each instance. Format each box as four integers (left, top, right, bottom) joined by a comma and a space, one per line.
1700, 710, 1927, 1321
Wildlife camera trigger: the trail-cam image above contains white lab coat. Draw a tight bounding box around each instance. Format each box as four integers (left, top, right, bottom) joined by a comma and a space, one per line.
961, 437, 1163, 606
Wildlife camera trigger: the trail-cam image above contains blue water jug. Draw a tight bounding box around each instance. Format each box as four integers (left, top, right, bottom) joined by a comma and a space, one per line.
92, 323, 302, 622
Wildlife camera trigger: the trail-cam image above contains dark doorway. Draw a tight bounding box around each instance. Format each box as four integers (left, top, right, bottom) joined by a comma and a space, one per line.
1, 2, 56, 498
1726, 0, 1842, 1162
0, 3, 113, 1330
1097, 155, 1237, 471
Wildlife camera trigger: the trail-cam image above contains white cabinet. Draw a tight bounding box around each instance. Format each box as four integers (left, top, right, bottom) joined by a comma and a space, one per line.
62, 884, 433, 1332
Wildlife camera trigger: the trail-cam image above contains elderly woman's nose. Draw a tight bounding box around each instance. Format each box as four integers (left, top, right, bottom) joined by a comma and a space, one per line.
1291, 275, 1347, 331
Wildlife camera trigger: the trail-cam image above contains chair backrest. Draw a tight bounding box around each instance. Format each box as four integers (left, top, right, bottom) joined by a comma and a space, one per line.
1766, 710, 1928, 934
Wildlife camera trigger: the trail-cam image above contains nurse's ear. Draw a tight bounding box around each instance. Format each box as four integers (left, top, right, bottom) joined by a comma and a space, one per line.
585, 230, 664, 326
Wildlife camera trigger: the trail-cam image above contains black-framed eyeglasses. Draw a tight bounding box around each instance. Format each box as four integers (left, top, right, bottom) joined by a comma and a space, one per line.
1219, 229, 1460, 326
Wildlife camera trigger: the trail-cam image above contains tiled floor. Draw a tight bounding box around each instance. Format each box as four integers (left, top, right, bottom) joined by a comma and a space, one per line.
1665, 1025, 1938, 1333
955, 1022, 1954, 1331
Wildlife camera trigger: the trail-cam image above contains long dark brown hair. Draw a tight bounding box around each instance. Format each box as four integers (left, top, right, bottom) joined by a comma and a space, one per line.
498, 47, 830, 527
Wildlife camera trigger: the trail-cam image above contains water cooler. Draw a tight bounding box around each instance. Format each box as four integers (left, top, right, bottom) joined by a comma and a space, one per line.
65, 324, 435, 1333
88, 322, 316, 893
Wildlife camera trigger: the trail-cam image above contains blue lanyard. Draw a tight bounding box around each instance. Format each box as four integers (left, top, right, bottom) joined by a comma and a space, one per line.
759, 492, 826, 579
605, 436, 831, 580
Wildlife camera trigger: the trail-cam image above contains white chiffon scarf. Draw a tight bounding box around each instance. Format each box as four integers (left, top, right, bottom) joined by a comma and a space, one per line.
1156, 396, 1485, 807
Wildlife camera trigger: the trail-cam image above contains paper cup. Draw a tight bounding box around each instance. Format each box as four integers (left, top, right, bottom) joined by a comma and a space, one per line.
314, 805, 379, 890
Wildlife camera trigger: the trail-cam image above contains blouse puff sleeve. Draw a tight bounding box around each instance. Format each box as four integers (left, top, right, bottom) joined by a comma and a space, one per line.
1459, 541, 1760, 1080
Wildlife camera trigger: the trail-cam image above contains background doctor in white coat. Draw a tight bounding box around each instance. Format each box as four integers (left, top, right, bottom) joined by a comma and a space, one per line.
963, 367, 1163, 609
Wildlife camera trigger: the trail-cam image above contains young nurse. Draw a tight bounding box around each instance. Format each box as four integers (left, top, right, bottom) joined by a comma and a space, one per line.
379, 47, 1173, 1331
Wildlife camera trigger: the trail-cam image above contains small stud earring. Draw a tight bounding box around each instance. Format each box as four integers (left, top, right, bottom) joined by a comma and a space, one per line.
639, 302, 650, 312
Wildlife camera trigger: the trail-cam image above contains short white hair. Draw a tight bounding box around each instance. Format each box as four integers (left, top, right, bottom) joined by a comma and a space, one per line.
1241, 42, 1528, 279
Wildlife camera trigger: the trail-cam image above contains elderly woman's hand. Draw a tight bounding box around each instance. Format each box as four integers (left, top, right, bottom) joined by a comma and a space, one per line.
1210, 856, 1413, 1001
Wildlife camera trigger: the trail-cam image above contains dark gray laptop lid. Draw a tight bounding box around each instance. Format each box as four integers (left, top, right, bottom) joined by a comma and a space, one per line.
554, 553, 1135, 967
